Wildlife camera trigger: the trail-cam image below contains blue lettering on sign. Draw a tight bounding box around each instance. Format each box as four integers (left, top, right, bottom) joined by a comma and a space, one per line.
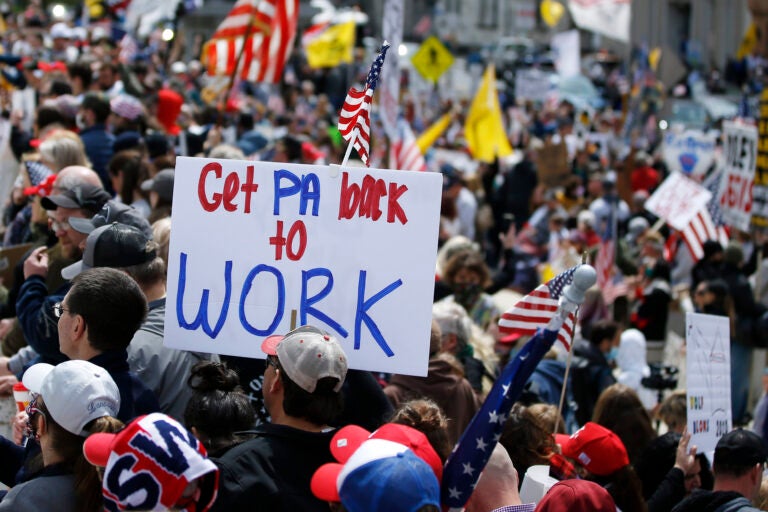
176, 252, 232, 339
355, 270, 402, 356
301, 268, 349, 338
273, 169, 321, 216
175, 254, 403, 356
239, 264, 285, 336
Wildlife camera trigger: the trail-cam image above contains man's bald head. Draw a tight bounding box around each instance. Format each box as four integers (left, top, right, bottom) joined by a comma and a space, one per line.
55, 166, 103, 193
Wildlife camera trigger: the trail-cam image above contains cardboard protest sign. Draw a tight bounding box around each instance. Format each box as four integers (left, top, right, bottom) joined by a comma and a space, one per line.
536, 140, 570, 186
718, 122, 757, 232
686, 312, 732, 453
661, 130, 716, 178
165, 158, 443, 376
644, 172, 712, 231
754, 88, 768, 230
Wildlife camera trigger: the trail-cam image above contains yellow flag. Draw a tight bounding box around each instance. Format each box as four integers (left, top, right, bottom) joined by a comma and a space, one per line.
304, 21, 356, 69
416, 113, 452, 153
464, 65, 512, 163
737, 23, 757, 60
648, 47, 662, 72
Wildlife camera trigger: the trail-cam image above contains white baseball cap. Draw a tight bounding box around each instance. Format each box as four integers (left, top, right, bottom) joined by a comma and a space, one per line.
23, 360, 120, 436
261, 325, 348, 393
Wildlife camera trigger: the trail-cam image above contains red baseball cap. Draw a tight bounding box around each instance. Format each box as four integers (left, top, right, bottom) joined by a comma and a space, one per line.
537, 479, 616, 512
554, 422, 629, 476
311, 423, 443, 503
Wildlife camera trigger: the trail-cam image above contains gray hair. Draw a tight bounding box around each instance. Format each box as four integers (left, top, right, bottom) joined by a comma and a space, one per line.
432, 301, 472, 351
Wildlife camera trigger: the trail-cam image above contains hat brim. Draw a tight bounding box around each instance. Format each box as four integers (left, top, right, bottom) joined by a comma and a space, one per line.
41, 195, 80, 210
499, 332, 523, 344
83, 431, 116, 467
310, 462, 343, 503
22, 363, 54, 394
68, 216, 96, 235
140, 179, 155, 193
260, 334, 284, 356
61, 260, 87, 280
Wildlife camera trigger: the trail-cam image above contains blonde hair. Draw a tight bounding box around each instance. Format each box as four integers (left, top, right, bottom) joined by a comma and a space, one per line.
152, 217, 172, 270
38, 130, 90, 171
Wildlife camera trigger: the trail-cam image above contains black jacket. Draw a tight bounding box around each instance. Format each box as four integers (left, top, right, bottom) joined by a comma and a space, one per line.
672, 490, 760, 512
211, 423, 336, 512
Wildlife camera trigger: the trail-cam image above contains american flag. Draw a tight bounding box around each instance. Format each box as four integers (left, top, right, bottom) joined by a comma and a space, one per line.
594, 201, 628, 305
203, 0, 299, 84
681, 171, 729, 261
389, 118, 427, 171
498, 266, 579, 351
338, 42, 390, 166
442, 326, 559, 509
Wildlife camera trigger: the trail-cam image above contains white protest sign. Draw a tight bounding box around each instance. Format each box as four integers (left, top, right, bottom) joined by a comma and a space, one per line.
718, 121, 758, 232
551, 30, 580, 79
662, 130, 717, 178
514, 68, 553, 103
379, 0, 403, 140
165, 158, 443, 376
644, 172, 712, 231
686, 312, 732, 453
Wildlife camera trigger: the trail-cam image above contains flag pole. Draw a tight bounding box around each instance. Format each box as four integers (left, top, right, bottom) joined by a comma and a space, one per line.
223, 2, 262, 108
341, 127, 358, 167
552, 256, 591, 435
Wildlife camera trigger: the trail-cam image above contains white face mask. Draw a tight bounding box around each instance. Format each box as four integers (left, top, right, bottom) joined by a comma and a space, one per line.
76, 113, 86, 130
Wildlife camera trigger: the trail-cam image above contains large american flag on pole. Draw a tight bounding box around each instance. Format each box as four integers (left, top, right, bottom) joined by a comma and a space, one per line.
442, 326, 559, 509
338, 42, 390, 166
681, 171, 729, 261
203, 0, 299, 84
498, 266, 579, 351
389, 118, 427, 171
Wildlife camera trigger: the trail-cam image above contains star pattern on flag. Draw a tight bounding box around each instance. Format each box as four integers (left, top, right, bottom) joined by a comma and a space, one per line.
476, 437, 488, 451
462, 462, 475, 476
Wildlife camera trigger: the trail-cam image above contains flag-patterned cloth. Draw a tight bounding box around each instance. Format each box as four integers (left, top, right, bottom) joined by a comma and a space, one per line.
389, 118, 426, 171
594, 200, 627, 305
338, 42, 390, 166
203, 0, 299, 84
681, 172, 729, 261
442, 327, 559, 509
498, 266, 579, 351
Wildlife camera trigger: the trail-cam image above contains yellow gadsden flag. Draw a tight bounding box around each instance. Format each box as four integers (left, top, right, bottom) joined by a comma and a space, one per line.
416, 112, 452, 154
464, 64, 512, 162
304, 21, 356, 69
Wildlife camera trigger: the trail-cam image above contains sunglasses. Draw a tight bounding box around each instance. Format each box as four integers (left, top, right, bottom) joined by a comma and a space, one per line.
25, 394, 46, 441
53, 302, 71, 319
266, 356, 280, 371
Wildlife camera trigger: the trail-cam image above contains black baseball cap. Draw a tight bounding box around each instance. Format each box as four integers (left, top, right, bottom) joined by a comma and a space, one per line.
41, 184, 111, 214
714, 428, 768, 468
61, 223, 156, 280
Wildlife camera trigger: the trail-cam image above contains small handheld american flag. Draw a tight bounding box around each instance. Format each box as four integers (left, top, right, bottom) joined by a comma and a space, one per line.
338, 42, 390, 166
498, 265, 580, 351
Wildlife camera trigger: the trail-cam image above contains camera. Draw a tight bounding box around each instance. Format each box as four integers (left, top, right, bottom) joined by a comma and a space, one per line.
641, 363, 679, 391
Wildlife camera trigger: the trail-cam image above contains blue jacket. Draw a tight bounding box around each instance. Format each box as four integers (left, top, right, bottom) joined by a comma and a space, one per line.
16, 275, 69, 366
89, 350, 160, 423
78, 124, 115, 194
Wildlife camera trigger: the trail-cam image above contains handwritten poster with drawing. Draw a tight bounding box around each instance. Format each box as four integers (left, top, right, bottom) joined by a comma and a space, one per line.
686, 312, 732, 453
645, 172, 712, 231
165, 157, 443, 376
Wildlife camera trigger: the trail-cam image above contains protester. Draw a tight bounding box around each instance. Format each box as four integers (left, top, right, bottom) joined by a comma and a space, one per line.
0, 360, 122, 511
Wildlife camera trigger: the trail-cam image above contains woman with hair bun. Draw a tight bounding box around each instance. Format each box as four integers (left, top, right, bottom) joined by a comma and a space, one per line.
184, 360, 256, 456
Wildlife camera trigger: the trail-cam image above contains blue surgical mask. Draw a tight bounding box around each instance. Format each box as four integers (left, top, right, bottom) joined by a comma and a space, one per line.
606, 346, 619, 362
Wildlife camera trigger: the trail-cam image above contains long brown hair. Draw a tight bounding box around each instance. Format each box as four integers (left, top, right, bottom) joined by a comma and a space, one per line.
39, 398, 123, 512
592, 384, 656, 466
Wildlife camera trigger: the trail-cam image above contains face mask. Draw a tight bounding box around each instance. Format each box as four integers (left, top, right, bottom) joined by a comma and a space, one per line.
606, 346, 619, 362
76, 113, 86, 130
453, 283, 482, 310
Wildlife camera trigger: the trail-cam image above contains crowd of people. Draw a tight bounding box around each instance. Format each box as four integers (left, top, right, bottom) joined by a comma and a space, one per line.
0, 3, 766, 511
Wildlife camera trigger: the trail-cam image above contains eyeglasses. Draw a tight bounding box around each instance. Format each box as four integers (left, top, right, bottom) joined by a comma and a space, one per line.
25, 394, 46, 441
53, 302, 70, 319
47, 214, 71, 233
694, 289, 708, 296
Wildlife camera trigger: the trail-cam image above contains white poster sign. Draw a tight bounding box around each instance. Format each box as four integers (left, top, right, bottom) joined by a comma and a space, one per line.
380, 0, 403, 140
165, 158, 443, 376
662, 130, 717, 178
567, 0, 630, 43
718, 121, 758, 232
645, 172, 712, 231
515, 68, 553, 103
686, 312, 732, 454
551, 30, 581, 79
